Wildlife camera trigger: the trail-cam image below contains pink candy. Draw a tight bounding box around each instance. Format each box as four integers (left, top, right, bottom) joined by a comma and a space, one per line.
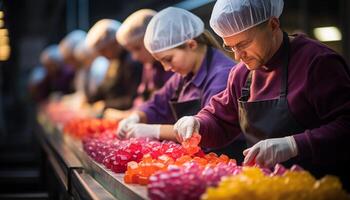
148, 162, 240, 200
83, 136, 188, 173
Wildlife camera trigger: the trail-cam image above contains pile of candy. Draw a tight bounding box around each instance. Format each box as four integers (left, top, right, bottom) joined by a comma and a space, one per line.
123, 133, 234, 185
83, 135, 190, 173
202, 166, 350, 200
63, 118, 118, 139
43, 102, 89, 125
147, 162, 240, 200
125, 152, 235, 185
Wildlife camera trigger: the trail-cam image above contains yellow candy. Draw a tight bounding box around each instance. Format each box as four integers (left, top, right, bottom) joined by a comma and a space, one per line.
201, 167, 350, 200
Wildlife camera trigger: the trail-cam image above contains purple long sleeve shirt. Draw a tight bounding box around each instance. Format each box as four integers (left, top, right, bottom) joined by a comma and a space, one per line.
139, 47, 236, 124
196, 34, 350, 166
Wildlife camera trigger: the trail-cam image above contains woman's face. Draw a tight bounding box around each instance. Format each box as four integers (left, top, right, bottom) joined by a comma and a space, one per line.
124, 38, 154, 64
152, 42, 197, 76
223, 18, 280, 70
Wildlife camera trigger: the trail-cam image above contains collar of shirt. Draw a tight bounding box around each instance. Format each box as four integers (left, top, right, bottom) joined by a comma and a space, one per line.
262, 36, 288, 72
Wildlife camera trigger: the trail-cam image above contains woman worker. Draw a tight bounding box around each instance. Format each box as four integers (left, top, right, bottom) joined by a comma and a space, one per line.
174, 0, 350, 188
104, 9, 173, 120
85, 19, 143, 111
116, 7, 237, 148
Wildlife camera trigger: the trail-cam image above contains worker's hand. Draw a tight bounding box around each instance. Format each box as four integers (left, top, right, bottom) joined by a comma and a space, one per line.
243, 136, 298, 168
125, 123, 161, 139
116, 113, 140, 138
91, 100, 105, 115
174, 116, 200, 142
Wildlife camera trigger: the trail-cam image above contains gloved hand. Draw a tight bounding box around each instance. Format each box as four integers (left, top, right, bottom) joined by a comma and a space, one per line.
116, 113, 140, 138
174, 116, 200, 142
243, 136, 298, 168
125, 123, 161, 139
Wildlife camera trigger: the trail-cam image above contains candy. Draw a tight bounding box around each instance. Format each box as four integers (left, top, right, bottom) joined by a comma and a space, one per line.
202, 166, 350, 200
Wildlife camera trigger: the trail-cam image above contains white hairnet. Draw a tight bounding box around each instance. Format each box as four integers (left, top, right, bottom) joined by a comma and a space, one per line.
29, 66, 47, 85
210, 0, 284, 38
59, 30, 86, 58
116, 9, 157, 46
86, 19, 121, 50
40, 44, 63, 65
144, 7, 204, 53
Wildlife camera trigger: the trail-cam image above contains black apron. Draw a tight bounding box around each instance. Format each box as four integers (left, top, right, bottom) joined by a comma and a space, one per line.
238, 32, 304, 148
236, 33, 350, 191
168, 47, 214, 121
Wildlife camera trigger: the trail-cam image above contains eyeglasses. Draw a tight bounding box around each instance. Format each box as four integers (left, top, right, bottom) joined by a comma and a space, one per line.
222, 38, 254, 53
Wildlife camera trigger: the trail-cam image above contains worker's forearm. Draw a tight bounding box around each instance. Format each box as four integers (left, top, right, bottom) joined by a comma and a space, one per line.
159, 124, 178, 142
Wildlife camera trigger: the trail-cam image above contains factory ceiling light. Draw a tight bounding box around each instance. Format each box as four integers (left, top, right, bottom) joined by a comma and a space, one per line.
313, 26, 342, 42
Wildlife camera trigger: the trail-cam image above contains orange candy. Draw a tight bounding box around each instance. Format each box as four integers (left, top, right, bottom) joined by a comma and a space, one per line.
182, 133, 201, 155
124, 155, 173, 185
124, 133, 237, 186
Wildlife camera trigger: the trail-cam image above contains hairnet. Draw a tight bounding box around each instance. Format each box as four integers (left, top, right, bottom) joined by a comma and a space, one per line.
40, 44, 63, 65
116, 9, 157, 46
144, 7, 204, 53
86, 19, 121, 50
210, 0, 284, 38
59, 30, 86, 59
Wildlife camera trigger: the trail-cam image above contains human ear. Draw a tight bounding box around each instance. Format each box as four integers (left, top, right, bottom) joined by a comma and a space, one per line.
269, 17, 280, 33
186, 39, 198, 50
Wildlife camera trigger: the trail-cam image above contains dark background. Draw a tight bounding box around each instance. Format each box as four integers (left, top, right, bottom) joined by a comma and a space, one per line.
0, 0, 349, 196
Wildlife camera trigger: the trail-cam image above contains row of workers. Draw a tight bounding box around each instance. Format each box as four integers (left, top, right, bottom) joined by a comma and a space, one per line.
32, 0, 350, 189
116, 0, 350, 189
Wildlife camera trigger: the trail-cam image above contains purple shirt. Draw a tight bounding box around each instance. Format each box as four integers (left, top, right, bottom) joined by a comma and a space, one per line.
139, 48, 236, 124
196, 34, 350, 165
32, 64, 75, 101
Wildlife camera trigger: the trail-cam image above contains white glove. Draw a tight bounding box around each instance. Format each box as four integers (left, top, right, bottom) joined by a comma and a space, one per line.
116, 113, 140, 138
125, 123, 161, 139
174, 116, 200, 141
243, 136, 298, 168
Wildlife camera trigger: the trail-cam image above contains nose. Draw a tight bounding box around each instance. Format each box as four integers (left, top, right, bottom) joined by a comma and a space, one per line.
163, 63, 173, 71
234, 49, 246, 61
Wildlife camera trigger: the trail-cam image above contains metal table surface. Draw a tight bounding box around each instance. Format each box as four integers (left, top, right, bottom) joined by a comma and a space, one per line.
36, 112, 148, 200
64, 134, 149, 200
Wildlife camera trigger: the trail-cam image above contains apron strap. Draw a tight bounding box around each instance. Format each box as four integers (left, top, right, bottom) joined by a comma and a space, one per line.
280, 31, 290, 98
240, 31, 290, 101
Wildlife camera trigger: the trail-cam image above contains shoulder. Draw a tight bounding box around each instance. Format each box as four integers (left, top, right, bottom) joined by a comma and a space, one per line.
290, 34, 347, 69
208, 48, 236, 76
211, 48, 236, 67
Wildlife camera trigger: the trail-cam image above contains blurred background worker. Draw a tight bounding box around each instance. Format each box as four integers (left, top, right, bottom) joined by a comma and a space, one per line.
116, 7, 238, 156
174, 0, 350, 189
57, 30, 90, 107
104, 9, 173, 120
73, 41, 109, 103
59, 30, 86, 72
85, 19, 143, 113
29, 44, 75, 102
